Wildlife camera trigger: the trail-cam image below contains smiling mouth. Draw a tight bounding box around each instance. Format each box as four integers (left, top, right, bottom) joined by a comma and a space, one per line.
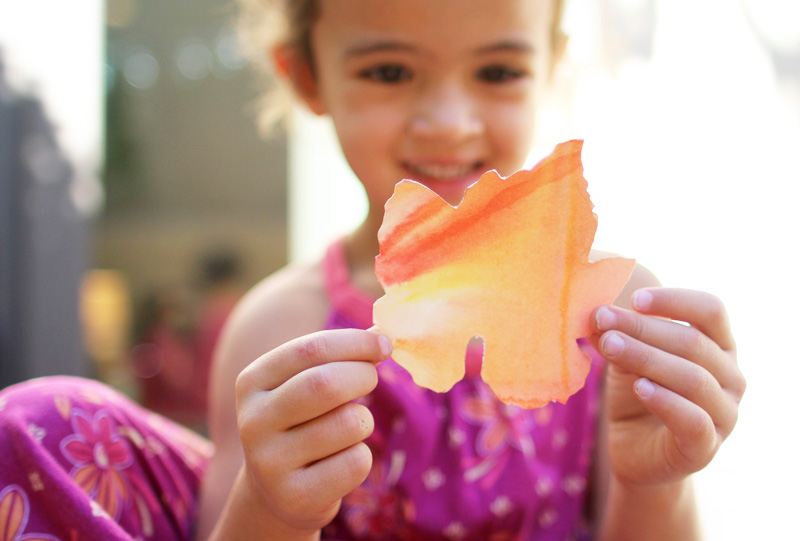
403, 161, 484, 181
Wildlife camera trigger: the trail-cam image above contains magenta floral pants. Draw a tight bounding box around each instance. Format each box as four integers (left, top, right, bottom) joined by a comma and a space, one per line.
0, 376, 212, 540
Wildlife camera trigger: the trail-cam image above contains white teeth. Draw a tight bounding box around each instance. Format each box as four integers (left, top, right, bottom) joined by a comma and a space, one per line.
409, 163, 476, 180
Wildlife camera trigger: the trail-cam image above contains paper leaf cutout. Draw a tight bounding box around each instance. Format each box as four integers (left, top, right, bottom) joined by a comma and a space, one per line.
372, 140, 635, 408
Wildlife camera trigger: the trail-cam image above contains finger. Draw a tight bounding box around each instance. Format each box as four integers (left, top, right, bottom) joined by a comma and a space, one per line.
268, 360, 379, 430
282, 402, 375, 468
288, 441, 373, 516
631, 288, 736, 353
600, 331, 738, 436
631, 378, 718, 474
238, 329, 392, 393
594, 304, 735, 390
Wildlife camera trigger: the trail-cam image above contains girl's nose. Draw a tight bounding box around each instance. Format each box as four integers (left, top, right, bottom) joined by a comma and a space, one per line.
409, 81, 483, 143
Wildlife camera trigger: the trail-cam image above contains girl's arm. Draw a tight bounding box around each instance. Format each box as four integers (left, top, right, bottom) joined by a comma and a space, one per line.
591, 267, 745, 540
196, 265, 388, 540
600, 476, 700, 540
592, 391, 702, 541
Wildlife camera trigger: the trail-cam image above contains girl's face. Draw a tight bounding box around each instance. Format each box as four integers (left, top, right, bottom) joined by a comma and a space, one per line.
303, 0, 556, 209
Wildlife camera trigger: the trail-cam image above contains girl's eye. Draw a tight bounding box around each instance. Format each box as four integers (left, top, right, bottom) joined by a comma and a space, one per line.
476, 65, 526, 83
358, 64, 413, 84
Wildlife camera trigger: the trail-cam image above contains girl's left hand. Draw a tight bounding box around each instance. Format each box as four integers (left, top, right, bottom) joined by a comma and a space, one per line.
593, 288, 746, 486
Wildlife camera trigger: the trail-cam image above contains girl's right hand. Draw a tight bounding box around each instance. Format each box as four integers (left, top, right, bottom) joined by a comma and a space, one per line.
234, 329, 392, 535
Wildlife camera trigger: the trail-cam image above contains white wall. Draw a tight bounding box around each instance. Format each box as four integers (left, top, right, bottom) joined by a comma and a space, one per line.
287, 107, 367, 263
557, 1, 799, 539
0, 0, 105, 215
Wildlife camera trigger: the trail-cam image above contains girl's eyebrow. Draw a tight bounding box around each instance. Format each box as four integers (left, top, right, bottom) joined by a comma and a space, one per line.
343, 40, 416, 58
341, 38, 534, 59
475, 40, 535, 55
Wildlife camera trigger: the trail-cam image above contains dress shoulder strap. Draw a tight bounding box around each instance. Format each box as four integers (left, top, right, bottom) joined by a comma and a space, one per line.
322, 239, 375, 329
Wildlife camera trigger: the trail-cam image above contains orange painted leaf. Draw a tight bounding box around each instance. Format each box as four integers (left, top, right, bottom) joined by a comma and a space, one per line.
373, 140, 635, 408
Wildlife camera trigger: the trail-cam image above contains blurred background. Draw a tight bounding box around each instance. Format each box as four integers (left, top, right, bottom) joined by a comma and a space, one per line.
1, 0, 288, 431
0, 0, 798, 538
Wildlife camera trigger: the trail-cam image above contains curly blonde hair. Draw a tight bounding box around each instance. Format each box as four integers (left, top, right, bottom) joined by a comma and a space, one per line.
236, 0, 316, 131
236, 0, 565, 132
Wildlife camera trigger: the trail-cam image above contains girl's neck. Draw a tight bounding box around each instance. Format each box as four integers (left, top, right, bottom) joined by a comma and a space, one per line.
343, 212, 385, 299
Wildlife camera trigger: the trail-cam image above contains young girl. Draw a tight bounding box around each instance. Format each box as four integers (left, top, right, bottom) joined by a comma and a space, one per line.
196, 0, 745, 539
0, 0, 744, 540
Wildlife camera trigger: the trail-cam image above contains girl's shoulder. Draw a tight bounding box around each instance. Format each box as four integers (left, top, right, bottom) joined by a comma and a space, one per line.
226, 260, 330, 347
210, 260, 330, 387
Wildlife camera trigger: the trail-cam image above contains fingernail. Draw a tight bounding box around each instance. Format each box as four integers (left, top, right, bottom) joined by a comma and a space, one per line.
601, 332, 624, 357
633, 290, 653, 311
378, 335, 393, 358
595, 306, 616, 331
635, 378, 656, 398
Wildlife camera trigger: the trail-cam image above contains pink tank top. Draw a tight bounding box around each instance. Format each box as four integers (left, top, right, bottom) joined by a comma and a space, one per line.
321, 240, 602, 540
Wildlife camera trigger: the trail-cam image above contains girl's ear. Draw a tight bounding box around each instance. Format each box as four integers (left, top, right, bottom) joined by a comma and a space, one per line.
271, 45, 326, 115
